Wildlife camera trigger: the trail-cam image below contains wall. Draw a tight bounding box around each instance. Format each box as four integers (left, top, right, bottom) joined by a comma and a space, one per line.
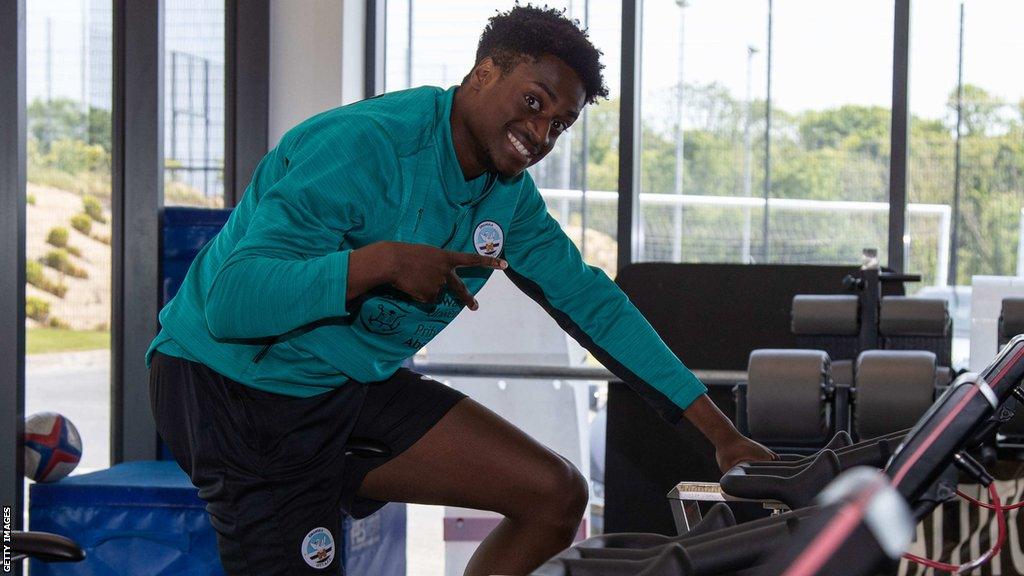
269, 0, 365, 147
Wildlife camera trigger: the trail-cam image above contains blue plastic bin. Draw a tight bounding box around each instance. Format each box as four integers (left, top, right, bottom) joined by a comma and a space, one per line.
30, 461, 408, 575
29, 461, 222, 575
161, 207, 233, 306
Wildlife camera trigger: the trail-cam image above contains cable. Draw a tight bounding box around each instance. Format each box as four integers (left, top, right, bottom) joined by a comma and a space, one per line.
902, 483, 1006, 574
957, 487, 1024, 510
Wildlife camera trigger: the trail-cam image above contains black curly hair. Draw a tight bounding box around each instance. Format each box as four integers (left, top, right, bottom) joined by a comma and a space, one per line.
473, 3, 609, 105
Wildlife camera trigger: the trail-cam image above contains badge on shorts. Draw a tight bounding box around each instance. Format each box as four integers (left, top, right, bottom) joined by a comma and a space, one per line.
301, 527, 335, 569
473, 220, 504, 256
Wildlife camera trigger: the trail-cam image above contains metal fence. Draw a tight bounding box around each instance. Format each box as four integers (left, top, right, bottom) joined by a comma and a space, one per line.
539, 188, 953, 286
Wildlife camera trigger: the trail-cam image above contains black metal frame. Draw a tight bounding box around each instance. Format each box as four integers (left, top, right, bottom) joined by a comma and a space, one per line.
225, 0, 269, 207
762, 0, 774, 263
889, 0, 911, 272
948, 1, 965, 286
365, 0, 386, 98
617, 0, 642, 271
109, 0, 271, 462
1, 0, 26, 549
111, 0, 164, 463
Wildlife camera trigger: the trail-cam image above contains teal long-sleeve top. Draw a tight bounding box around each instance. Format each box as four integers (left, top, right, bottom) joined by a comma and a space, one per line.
147, 86, 707, 424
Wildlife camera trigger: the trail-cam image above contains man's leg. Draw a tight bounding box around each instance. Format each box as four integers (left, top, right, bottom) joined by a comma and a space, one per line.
356, 397, 589, 576
151, 352, 366, 575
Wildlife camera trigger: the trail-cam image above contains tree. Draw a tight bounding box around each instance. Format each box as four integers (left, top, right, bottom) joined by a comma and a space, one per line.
798, 105, 890, 160
947, 84, 1004, 137
29, 98, 87, 152
87, 106, 112, 154
27, 97, 111, 153
534, 80, 1023, 278
682, 81, 743, 136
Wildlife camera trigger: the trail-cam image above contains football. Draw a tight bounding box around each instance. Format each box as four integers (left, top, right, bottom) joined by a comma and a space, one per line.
24, 412, 83, 483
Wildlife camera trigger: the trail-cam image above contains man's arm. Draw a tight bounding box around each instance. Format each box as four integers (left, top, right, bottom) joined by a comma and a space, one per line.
204, 120, 397, 340
347, 242, 396, 302
685, 395, 776, 471
503, 183, 774, 471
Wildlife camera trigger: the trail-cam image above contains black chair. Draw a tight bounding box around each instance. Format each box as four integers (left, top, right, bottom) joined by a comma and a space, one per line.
11, 530, 85, 564
879, 296, 952, 368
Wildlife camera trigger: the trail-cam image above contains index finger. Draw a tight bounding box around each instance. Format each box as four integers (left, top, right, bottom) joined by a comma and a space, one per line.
449, 251, 507, 270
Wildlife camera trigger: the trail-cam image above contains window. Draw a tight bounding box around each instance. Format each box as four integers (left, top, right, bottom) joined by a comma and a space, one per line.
909, 1, 1024, 286
638, 0, 898, 269
26, 0, 113, 474
164, 0, 225, 208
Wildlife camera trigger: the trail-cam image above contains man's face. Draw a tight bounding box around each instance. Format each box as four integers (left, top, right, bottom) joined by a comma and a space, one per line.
467, 55, 587, 179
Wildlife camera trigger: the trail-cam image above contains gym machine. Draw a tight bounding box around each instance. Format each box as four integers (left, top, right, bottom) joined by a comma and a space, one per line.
532, 335, 1024, 575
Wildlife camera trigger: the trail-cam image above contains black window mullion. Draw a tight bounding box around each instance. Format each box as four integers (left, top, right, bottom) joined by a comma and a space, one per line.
224, 0, 268, 207
617, 0, 642, 272
889, 0, 911, 272
111, 0, 163, 463
0, 0, 27, 541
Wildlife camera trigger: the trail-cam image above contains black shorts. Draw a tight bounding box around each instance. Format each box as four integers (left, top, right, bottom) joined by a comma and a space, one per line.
149, 351, 466, 576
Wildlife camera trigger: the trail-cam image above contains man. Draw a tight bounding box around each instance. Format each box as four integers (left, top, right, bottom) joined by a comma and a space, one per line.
148, 5, 774, 575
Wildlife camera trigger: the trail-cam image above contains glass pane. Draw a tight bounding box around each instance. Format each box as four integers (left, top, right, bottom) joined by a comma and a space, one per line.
384, 1, 620, 276
164, 0, 225, 208
769, 0, 893, 265
909, 0, 1024, 368
26, 0, 113, 475
639, 0, 894, 267
908, 2, 957, 291
639, 0, 767, 263
910, 0, 1024, 284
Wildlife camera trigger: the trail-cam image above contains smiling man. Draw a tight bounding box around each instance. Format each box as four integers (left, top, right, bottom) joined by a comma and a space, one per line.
147, 5, 774, 576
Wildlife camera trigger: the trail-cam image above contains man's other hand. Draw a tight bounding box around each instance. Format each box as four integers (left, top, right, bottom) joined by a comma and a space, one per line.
715, 435, 777, 473
384, 242, 507, 309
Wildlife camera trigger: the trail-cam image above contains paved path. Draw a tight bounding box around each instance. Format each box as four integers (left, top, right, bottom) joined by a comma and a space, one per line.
26, 350, 110, 472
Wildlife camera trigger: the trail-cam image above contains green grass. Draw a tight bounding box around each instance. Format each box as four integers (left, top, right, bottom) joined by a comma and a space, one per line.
27, 328, 110, 354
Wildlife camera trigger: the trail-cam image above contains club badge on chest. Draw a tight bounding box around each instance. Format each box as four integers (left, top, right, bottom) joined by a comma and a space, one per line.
473, 220, 503, 257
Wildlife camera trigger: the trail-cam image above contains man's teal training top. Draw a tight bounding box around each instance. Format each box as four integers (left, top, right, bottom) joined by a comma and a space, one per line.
147, 86, 707, 423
